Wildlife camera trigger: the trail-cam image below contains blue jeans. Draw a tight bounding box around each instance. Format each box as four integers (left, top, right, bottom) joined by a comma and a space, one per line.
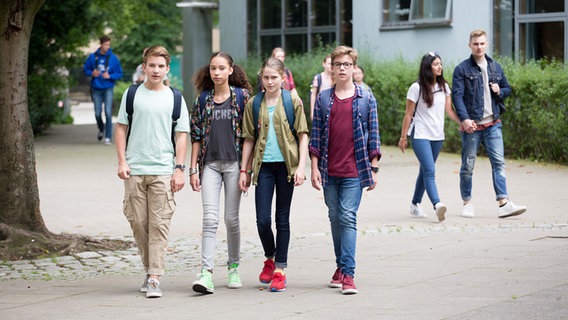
255, 162, 294, 269
411, 138, 443, 208
92, 87, 114, 140
323, 176, 362, 277
460, 122, 508, 201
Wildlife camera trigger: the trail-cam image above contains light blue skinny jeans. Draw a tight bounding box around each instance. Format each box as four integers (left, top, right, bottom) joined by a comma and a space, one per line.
410, 137, 444, 208
199, 160, 241, 270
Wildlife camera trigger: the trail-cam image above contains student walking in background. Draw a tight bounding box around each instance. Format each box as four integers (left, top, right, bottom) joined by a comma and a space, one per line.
115, 46, 189, 298
189, 52, 252, 294
239, 57, 309, 292
452, 29, 527, 219
309, 46, 381, 295
309, 54, 334, 120
353, 65, 371, 92
257, 48, 298, 97
83, 35, 123, 145
398, 52, 461, 221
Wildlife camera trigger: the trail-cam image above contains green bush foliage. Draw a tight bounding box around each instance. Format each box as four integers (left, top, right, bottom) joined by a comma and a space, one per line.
240, 52, 567, 164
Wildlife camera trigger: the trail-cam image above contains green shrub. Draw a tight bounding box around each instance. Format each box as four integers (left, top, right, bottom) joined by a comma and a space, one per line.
240, 53, 567, 164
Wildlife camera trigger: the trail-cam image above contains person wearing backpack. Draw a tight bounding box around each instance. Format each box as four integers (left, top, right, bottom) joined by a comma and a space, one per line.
239, 57, 309, 292
309, 54, 334, 120
309, 46, 381, 295
115, 46, 189, 298
188, 52, 253, 294
83, 35, 123, 145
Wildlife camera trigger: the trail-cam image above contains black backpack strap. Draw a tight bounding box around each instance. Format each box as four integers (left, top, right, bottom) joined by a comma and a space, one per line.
125, 84, 141, 150
170, 87, 182, 156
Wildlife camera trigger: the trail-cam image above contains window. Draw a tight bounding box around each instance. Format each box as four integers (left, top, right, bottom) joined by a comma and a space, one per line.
514, 0, 567, 62
250, 0, 352, 56
519, 21, 564, 61
382, 0, 452, 28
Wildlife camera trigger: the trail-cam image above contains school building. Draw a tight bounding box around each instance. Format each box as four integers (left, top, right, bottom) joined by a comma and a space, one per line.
179, 0, 567, 97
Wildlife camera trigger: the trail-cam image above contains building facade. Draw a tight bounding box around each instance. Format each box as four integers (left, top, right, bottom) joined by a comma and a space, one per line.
218, 0, 568, 64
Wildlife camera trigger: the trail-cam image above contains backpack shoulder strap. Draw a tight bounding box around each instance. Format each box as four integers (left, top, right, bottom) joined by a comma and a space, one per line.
252, 92, 265, 137
170, 87, 182, 156
235, 87, 245, 114
198, 90, 209, 114
319, 87, 333, 117
316, 73, 322, 95
125, 84, 141, 150
281, 89, 296, 137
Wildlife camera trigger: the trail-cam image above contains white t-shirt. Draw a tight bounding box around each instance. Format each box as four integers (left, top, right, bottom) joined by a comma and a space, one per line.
117, 85, 190, 175
406, 82, 450, 140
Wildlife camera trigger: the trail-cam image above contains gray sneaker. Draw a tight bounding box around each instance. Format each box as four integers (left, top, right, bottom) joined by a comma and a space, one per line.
140, 276, 149, 293
146, 278, 162, 298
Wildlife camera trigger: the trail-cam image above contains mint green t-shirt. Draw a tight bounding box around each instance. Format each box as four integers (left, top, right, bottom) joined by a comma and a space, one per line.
117, 85, 189, 175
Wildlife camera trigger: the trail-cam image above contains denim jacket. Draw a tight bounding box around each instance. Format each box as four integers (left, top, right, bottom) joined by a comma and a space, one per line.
452, 54, 511, 122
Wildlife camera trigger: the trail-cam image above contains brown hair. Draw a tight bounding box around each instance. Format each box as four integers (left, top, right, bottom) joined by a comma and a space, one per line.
99, 35, 111, 44
192, 51, 252, 92
143, 45, 171, 65
260, 57, 286, 78
331, 45, 358, 66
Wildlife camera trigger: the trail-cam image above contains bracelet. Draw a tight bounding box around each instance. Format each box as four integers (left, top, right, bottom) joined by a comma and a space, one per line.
189, 168, 198, 176
240, 169, 252, 175
399, 137, 407, 140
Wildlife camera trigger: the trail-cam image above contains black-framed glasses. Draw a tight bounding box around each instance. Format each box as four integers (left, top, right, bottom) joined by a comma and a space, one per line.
332, 62, 353, 69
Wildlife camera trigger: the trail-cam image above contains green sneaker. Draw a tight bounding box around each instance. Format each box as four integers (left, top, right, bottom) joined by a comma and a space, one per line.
228, 263, 243, 289
192, 269, 214, 294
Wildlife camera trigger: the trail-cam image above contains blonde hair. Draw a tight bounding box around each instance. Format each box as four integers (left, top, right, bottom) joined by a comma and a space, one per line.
469, 29, 487, 42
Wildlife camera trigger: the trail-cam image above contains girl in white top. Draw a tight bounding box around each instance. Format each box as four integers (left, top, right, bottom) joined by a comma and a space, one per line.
398, 52, 461, 222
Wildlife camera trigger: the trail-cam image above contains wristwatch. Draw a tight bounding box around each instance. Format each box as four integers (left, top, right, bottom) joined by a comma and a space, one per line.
175, 164, 186, 172
371, 166, 379, 173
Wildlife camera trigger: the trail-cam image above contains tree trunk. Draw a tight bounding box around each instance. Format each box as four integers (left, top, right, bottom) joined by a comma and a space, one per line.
0, 0, 47, 234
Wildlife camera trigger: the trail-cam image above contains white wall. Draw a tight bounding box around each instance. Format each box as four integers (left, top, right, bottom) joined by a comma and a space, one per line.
353, 0, 494, 65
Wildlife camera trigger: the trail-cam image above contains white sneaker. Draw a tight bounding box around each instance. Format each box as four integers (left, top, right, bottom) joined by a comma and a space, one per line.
462, 203, 475, 218
146, 278, 162, 298
498, 201, 527, 218
410, 203, 428, 218
434, 202, 447, 222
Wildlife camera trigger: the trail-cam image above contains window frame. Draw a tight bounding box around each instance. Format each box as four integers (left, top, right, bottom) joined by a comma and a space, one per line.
381, 0, 453, 30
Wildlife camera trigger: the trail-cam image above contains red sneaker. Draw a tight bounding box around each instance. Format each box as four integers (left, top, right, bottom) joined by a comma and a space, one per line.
259, 259, 275, 284
341, 274, 357, 294
329, 267, 342, 288
269, 272, 287, 292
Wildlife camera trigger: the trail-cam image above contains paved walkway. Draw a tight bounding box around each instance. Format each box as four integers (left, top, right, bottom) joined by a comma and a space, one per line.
1, 102, 567, 319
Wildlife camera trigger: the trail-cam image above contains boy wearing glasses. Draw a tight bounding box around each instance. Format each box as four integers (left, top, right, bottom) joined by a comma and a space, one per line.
309, 45, 381, 295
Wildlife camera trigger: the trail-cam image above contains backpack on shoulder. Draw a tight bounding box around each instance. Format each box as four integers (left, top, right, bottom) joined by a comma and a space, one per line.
125, 84, 183, 155
197, 87, 246, 115
318, 87, 373, 143
252, 89, 297, 139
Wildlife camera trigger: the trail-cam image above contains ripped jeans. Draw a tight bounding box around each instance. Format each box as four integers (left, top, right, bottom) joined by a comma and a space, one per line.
460, 121, 508, 202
